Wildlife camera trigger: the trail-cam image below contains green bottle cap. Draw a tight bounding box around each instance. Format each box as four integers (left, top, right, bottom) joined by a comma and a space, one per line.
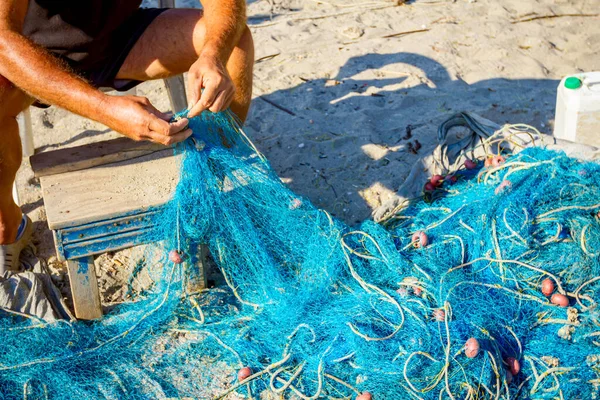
564, 76, 582, 90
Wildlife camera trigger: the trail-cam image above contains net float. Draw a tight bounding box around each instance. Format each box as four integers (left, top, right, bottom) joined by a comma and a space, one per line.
465, 338, 480, 358
356, 392, 372, 400
492, 155, 506, 167
290, 198, 302, 210
484, 157, 493, 168
433, 309, 445, 322
505, 357, 520, 375
464, 159, 477, 170
168, 250, 184, 264
396, 287, 409, 297
413, 286, 422, 296
424, 182, 436, 192
445, 175, 457, 184
506, 369, 513, 385
495, 180, 512, 195
541, 278, 555, 296
551, 293, 569, 307
430, 174, 444, 187
411, 231, 428, 248
238, 367, 252, 381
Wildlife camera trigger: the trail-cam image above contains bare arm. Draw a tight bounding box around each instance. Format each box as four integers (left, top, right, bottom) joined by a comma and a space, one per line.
0, 1, 109, 120
0, 0, 190, 145
200, 0, 246, 62
187, 0, 247, 117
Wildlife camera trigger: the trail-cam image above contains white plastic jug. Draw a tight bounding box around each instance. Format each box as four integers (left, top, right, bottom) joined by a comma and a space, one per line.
554, 72, 600, 148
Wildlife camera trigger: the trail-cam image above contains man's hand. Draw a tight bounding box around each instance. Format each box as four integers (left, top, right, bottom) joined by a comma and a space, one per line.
187, 53, 235, 118
103, 95, 191, 145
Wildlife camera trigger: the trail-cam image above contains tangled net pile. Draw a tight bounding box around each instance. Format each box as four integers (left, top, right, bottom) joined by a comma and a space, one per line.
1, 111, 600, 399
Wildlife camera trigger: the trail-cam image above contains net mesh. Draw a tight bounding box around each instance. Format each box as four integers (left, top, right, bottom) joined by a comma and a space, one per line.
1, 111, 599, 399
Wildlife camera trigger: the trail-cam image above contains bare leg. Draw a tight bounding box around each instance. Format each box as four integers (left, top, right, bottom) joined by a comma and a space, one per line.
117, 9, 254, 121
0, 76, 33, 244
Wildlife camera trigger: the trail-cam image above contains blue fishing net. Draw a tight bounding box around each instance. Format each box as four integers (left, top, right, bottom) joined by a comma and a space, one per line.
1, 111, 599, 399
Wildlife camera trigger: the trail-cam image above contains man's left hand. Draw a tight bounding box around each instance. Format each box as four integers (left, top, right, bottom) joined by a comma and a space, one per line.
187, 53, 235, 118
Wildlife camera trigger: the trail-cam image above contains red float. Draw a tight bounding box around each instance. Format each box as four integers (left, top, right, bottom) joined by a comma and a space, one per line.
465, 338, 480, 358
168, 250, 184, 264
541, 278, 555, 296
238, 367, 252, 381
505, 357, 521, 375
464, 159, 477, 170
430, 174, 444, 187
551, 293, 569, 307
411, 231, 429, 248
492, 155, 506, 167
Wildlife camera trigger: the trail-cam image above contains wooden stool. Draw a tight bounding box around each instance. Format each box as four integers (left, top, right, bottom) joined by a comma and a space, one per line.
30, 139, 207, 320
13, 0, 196, 320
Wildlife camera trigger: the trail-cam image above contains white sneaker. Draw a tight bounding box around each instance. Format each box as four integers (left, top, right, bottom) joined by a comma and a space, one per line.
0, 215, 34, 274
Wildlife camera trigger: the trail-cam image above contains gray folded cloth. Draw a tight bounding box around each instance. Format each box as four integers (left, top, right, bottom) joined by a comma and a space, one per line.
372, 112, 600, 222
0, 245, 74, 321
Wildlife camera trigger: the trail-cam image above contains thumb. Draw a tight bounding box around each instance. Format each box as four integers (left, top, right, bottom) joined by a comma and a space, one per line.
144, 101, 171, 121
189, 74, 203, 109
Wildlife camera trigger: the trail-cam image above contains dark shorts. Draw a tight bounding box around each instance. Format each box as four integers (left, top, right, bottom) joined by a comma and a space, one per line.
82, 8, 168, 91
30, 7, 168, 107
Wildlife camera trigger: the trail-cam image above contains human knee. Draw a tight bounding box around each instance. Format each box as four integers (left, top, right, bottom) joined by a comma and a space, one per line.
0, 123, 23, 178
0, 75, 26, 118
238, 24, 253, 53
0, 76, 25, 177
190, 16, 252, 56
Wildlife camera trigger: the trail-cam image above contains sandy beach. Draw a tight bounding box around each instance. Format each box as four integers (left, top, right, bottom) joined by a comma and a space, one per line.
15, 0, 600, 303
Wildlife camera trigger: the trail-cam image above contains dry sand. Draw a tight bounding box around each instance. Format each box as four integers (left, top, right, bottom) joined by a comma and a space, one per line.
14, 0, 600, 306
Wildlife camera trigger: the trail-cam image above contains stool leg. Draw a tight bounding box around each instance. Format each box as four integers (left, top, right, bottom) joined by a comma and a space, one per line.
18, 107, 35, 157
158, 0, 175, 7
14, 107, 35, 205
66, 256, 103, 320
185, 243, 209, 293
12, 183, 19, 206
164, 75, 188, 113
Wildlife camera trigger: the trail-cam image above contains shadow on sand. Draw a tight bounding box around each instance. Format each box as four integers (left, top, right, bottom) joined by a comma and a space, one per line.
245, 52, 559, 225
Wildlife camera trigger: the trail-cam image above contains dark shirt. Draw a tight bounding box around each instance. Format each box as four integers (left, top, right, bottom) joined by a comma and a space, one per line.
22, 0, 142, 70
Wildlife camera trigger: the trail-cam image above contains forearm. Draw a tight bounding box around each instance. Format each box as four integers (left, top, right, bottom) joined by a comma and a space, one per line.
0, 30, 108, 122
200, 0, 246, 62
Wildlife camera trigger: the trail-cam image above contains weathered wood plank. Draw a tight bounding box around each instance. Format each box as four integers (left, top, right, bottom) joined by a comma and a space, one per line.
40, 150, 181, 230
186, 243, 209, 293
30, 137, 169, 178
66, 257, 102, 320
158, 0, 176, 9
164, 75, 188, 113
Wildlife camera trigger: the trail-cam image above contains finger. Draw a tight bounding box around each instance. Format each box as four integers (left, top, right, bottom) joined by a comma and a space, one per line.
223, 90, 235, 110
148, 116, 172, 136
147, 128, 193, 146
212, 91, 235, 114
188, 74, 201, 106
208, 90, 229, 113
168, 118, 190, 135
189, 81, 220, 118
166, 128, 193, 144
144, 101, 171, 121
148, 114, 190, 138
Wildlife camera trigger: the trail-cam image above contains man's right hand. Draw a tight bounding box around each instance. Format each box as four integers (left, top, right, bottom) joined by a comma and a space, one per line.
102, 95, 192, 145
1, 2, 196, 145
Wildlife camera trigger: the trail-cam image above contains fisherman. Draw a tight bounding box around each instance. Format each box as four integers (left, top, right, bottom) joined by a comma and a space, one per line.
0, 1, 253, 271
